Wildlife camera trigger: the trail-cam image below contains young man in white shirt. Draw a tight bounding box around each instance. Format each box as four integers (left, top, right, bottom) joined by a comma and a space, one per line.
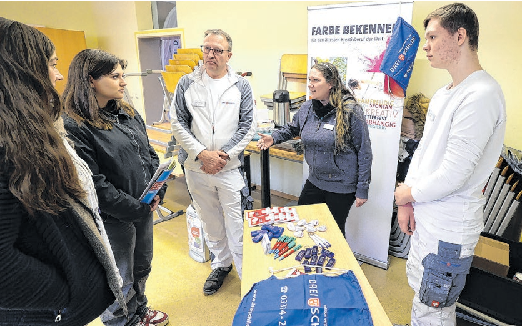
394, 3, 506, 326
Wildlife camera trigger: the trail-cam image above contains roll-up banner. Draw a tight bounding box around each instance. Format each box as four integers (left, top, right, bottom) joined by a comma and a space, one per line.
307, 1, 415, 268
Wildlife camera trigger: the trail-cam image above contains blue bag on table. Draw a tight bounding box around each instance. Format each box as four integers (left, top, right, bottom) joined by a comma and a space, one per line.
233, 271, 373, 326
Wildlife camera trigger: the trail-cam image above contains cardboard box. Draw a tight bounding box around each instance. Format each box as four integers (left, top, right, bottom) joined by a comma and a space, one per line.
471, 235, 510, 277
458, 233, 522, 325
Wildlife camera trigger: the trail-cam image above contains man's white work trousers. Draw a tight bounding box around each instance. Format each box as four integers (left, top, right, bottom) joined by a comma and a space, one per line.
185, 168, 245, 278
406, 222, 477, 326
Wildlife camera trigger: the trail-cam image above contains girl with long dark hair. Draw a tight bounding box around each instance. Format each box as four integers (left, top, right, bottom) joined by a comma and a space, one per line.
0, 18, 124, 325
63, 49, 169, 326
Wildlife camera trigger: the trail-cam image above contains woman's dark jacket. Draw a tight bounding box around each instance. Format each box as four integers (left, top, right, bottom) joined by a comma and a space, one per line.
0, 150, 115, 325
63, 106, 166, 222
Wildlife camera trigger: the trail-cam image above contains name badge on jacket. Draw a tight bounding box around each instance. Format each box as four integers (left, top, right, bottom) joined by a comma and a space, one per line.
193, 100, 206, 107
323, 124, 334, 130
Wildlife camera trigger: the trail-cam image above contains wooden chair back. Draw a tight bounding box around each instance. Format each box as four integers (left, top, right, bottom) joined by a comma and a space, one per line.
165, 65, 193, 74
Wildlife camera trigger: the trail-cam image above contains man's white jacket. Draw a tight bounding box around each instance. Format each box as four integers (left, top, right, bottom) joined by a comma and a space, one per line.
170, 64, 256, 172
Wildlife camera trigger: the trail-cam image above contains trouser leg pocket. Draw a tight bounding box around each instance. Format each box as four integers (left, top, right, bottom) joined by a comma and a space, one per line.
419, 241, 473, 308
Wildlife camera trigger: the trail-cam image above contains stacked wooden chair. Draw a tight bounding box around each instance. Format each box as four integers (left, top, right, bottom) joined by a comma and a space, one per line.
158, 48, 203, 159
159, 48, 203, 122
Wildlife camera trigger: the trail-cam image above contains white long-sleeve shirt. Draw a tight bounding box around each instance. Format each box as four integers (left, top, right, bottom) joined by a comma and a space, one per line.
405, 70, 506, 243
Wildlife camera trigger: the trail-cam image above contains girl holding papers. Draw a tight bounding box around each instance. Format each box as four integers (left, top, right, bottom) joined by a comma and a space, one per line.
63, 49, 169, 326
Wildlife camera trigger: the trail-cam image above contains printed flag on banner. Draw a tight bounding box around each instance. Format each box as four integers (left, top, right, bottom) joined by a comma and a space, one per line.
233, 271, 374, 326
380, 17, 420, 97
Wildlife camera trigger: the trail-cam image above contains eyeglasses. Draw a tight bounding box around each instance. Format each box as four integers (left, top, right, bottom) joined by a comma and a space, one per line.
200, 45, 230, 56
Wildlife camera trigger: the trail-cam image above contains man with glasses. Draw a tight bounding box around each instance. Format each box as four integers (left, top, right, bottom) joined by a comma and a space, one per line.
170, 29, 256, 295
